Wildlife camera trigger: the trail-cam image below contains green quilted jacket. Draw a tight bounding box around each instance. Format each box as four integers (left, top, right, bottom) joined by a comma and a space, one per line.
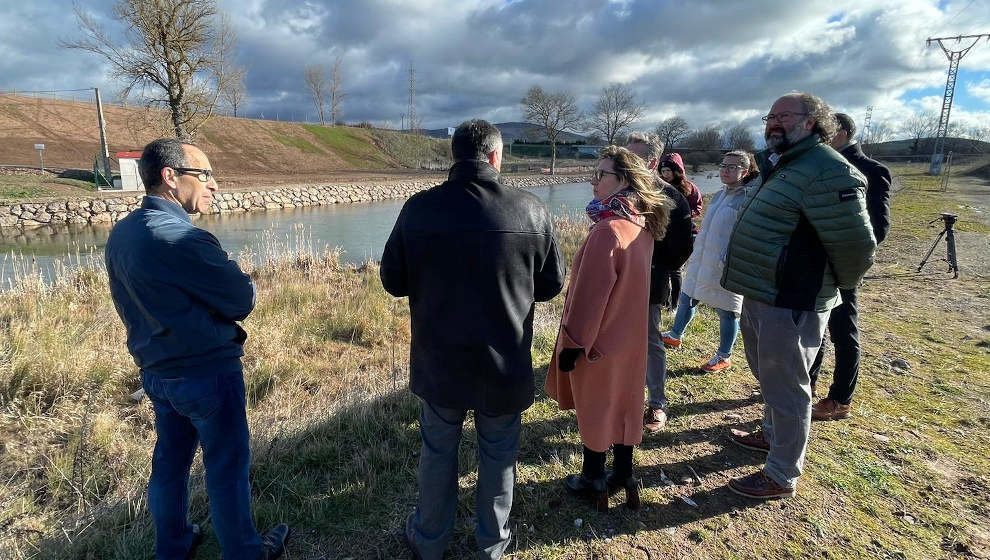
720, 134, 877, 312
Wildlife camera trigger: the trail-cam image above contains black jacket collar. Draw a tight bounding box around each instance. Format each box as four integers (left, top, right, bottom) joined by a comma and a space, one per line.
142, 195, 192, 223
448, 159, 501, 184
841, 141, 866, 160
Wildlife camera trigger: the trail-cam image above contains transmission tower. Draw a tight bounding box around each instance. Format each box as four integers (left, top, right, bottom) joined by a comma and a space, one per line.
926, 33, 990, 175
862, 106, 873, 141
407, 62, 417, 134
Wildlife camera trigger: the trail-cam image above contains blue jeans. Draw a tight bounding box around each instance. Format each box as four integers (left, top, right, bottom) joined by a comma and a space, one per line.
668, 293, 740, 359
646, 304, 667, 410
407, 399, 520, 560
141, 370, 262, 560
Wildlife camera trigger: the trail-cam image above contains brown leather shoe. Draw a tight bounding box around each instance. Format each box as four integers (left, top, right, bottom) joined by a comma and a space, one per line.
643, 407, 667, 433
729, 428, 769, 453
811, 398, 852, 421
728, 470, 795, 499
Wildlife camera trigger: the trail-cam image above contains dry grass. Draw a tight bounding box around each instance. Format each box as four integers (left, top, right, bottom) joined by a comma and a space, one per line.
1, 175, 988, 559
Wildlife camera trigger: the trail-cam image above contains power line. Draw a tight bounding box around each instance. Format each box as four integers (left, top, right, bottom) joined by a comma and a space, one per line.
944, 0, 976, 26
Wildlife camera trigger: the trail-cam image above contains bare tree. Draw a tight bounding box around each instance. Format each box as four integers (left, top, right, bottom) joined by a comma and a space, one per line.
586, 83, 644, 145
222, 64, 246, 117
682, 125, 722, 151
902, 111, 938, 153
64, 0, 236, 141
722, 123, 755, 152
864, 121, 894, 145
655, 116, 690, 152
521, 85, 583, 175
305, 63, 329, 126
329, 55, 345, 126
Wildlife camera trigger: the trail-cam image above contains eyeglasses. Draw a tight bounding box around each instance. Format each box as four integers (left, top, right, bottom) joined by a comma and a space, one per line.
173, 167, 215, 183
718, 164, 745, 170
592, 169, 619, 181
761, 111, 808, 123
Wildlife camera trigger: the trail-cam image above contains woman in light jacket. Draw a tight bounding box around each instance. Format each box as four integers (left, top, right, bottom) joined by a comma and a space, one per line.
662, 150, 758, 372
545, 146, 672, 512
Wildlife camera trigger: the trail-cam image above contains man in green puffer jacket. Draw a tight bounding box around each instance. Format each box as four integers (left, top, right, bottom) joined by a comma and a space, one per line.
721, 93, 876, 500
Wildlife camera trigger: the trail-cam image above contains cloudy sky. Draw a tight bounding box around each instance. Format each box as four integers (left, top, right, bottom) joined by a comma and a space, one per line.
2, 0, 989, 142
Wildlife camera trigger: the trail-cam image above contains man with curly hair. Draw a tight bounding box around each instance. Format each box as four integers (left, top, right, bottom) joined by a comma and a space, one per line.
721, 93, 877, 499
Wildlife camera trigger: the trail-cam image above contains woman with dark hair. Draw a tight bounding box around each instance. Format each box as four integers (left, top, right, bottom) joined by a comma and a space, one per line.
662, 150, 759, 372
659, 153, 702, 219
545, 146, 672, 512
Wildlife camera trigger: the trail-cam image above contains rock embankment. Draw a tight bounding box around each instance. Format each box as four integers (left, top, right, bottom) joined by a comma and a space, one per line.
0, 174, 580, 229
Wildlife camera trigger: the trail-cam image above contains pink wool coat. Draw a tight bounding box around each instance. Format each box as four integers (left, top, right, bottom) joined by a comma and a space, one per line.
545, 216, 654, 452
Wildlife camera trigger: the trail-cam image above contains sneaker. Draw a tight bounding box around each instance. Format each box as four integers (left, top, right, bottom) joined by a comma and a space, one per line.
811, 398, 852, 421
701, 356, 731, 372
729, 428, 769, 453
728, 470, 795, 499
661, 333, 681, 348
643, 407, 668, 433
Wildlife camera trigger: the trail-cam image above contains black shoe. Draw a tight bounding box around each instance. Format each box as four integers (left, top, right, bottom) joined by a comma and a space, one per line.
258, 524, 291, 560
605, 472, 641, 510
565, 474, 609, 512
184, 524, 204, 560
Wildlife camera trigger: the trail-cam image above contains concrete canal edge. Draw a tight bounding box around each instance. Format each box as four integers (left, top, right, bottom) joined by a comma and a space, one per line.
0, 175, 581, 230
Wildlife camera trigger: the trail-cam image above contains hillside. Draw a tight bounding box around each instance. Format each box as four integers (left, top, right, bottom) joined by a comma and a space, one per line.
866, 137, 990, 158
424, 121, 588, 143
0, 94, 451, 185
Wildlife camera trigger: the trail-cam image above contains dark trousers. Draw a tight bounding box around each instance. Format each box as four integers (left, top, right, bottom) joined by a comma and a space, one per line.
407, 399, 520, 560
141, 370, 263, 560
809, 287, 860, 405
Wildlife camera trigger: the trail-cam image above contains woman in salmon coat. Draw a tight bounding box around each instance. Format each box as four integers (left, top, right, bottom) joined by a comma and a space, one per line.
545, 145, 671, 511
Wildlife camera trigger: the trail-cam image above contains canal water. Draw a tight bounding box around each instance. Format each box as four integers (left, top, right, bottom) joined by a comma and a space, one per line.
1, 175, 723, 285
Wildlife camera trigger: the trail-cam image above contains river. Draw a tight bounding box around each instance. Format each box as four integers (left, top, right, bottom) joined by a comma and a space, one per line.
0, 175, 723, 285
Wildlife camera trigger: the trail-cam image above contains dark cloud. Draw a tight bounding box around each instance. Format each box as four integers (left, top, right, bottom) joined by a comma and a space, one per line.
1, 0, 987, 137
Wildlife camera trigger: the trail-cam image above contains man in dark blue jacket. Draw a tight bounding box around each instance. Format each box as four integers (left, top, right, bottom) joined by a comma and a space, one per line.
381, 120, 564, 560
106, 138, 289, 560
810, 113, 892, 421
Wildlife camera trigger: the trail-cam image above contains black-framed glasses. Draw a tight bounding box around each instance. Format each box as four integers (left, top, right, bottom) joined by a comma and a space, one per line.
761, 111, 808, 123
173, 167, 215, 183
718, 163, 745, 170
592, 169, 619, 181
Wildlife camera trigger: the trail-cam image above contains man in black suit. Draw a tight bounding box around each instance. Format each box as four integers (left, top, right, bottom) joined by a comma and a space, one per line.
810, 112, 891, 421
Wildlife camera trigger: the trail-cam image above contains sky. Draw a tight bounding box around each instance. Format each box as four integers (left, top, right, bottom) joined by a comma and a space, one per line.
2, 0, 989, 143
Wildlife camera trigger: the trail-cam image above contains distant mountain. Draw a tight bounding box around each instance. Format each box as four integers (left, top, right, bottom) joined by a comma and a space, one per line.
423, 122, 588, 143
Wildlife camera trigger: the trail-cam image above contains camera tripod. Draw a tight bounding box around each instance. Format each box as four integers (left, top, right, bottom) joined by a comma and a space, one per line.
917, 212, 959, 278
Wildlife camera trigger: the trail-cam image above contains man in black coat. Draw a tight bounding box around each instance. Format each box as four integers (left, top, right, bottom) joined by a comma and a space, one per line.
381, 119, 565, 560
810, 112, 892, 421
626, 133, 694, 433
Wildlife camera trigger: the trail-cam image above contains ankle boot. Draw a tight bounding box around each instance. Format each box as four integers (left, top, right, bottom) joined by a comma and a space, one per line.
606, 472, 641, 510
565, 474, 609, 512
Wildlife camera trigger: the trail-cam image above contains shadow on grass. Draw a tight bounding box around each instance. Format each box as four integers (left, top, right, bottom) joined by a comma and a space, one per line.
28, 376, 767, 559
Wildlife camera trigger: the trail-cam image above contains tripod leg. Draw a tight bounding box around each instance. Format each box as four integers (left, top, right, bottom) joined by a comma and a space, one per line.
917, 229, 947, 273
945, 228, 959, 278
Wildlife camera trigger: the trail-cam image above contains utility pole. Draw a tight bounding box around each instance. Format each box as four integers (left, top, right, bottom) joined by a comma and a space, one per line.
94, 88, 112, 187
407, 62, 417, 134
925, 33, 989, 175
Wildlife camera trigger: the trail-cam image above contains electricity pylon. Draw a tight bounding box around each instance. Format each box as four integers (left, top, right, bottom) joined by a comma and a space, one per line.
926, 34, 989, 175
